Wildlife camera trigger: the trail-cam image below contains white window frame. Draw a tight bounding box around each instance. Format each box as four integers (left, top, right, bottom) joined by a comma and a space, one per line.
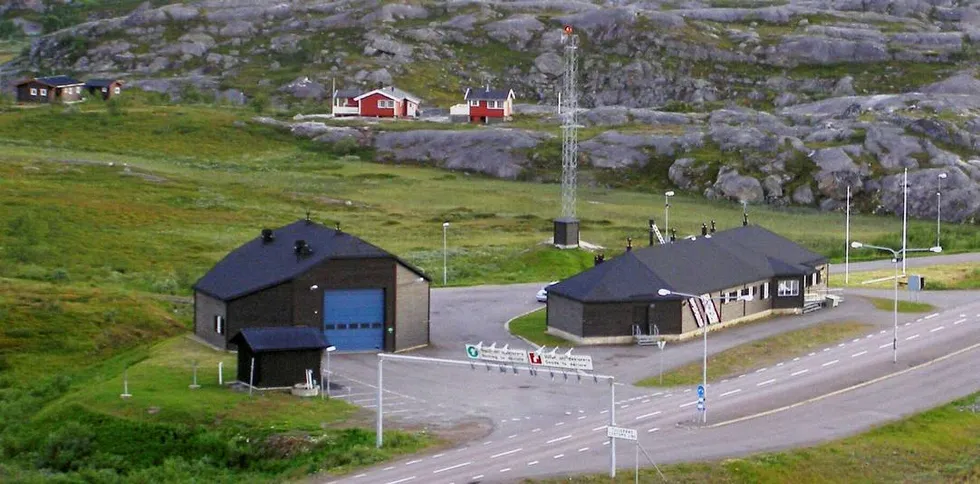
39, 88, 47, 96
777, 279, 800, 297
489, 100, 502, 109
30, 88, 37, 96
215, 315, 225, 335
102, 87, 108, 93
379, 99, 395, 109
812, 272, 819, 286
763, 282, 770, 299
114, 86, 121, 95
469, 100, 479, 107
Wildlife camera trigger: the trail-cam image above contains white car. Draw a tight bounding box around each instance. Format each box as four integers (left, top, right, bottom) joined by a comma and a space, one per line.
536, 281, 559, 302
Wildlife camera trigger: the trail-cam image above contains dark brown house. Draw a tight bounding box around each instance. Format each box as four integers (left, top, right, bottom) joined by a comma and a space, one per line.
546, 225, 828, 344
16, 76, 85, 103
85, 79, 123, 100
193, 219, 431, 353
231, 327, 329, 389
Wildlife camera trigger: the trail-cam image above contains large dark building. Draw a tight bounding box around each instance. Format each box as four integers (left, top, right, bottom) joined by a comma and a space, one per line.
193, 219, 431, 353
546, 225, 828, 344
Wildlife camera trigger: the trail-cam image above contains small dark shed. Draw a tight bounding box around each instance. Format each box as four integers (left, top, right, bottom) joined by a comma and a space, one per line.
85, 79, 123, 100
230, 327, 329, 389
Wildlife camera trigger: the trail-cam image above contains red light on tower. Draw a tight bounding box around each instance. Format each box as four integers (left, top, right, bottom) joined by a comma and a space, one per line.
563, 25, 573, 35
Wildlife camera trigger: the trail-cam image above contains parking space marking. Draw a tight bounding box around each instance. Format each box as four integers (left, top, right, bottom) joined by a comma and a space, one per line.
635, 411, 662, 420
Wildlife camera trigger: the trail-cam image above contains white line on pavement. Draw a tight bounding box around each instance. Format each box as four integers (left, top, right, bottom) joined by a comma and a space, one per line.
866, 334, 874, 339
852, 338, 861, 343
648, 427, 660, 433
532, 428, 541, 433
546, 435, 572, 444
679, 401, 698, 408
930, 326, 945, 333
354, 474, 367, 478
603, 441, 610, 446
405, 459, 423, 466
621, 404, 630, 408
578, 416, 587, 420
471, 476, 483, 481
906, 334, 920, 340
527, 461, 538, 466
738, 374, 746, 378
880, 330, 886, 334
592, 426, 607, 432
823, 348, 831, 352
924, 313, 939, 319
851, 351, 867, 357
600, 410, 609, 414
756, 368, 767, 373
905, 322, 912, 327
511, 418, 520, 421
720, 389, 742, 397
384, 477, 415, 484
793, 357, 800, 361
757, 379, 776, 387
776, 362, 784, 367
433, 462, 471, 474
507, 434, 517, 439
635, 411, 662, 420
822, 359, 839, 367
553, 454, 565, 459
383, 466, 395, 471
954, 319, 966, 325
808, 352, 816, 356
642, 399, 650, 403
838, 343, 845, 347
491, 448, 522, 459
790, 369, 809, 377
433, 454, 445, 458
721, 379, 729, 384
578, 447, 589, 452
555, 422, 565, 426
684, 388, 691, 393
500, 468, 512, 473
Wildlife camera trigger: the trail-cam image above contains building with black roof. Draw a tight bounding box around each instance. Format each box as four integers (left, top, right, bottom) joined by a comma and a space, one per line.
231, 327, 330, 389
16, 76, 85, 103
546, 225, 828, 344
194, 218, 431, 353
85, 78, 124, 100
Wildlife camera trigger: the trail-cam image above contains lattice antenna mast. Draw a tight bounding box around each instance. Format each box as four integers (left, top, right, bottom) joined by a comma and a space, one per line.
560, 25, 579, 220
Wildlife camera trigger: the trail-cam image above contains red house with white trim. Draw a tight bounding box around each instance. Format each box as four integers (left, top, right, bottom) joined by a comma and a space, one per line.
331, 88, 361, 117
352, 86, 422, 118
450, 86, 516, 123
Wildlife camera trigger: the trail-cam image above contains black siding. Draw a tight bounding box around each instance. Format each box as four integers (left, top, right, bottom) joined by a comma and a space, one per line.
772, 276, 805, 309
546, 295, 583, 336
226, 282, 297, 350
581, 300, 682, 337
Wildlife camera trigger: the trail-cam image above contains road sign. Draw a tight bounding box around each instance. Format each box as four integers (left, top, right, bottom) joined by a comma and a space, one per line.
697, 385, 704, 398
606, 426, 637, 441
465, 344, 527, 364
698, 396, 704, 404
697, 402, 705, 411
657, 340, 666, 350
528, 349, 593, 371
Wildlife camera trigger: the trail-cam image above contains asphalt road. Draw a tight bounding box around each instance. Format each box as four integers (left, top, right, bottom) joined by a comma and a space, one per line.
321, 253, 980, 483
829, 250, 980, 273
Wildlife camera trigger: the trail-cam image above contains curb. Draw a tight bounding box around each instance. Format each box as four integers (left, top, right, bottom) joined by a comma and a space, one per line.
708, 341, 980, 429
504, 306, 548, 348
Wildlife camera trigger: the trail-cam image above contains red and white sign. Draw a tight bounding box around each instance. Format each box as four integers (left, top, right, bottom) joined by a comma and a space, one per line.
528, 349, 593, 371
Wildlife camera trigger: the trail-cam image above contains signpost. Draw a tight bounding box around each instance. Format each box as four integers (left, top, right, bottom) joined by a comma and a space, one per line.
607, 426, 640, 483
657, 340, 666, 385
465, 343, 528, 365
528, 347, 594, 371
697, 384, 706, 423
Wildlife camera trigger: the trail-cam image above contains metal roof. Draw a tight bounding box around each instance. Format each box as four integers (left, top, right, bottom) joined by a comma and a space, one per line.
334, 88, 361, 98
85, 79, 120, 88
464, 87, 514, 101
193, 219, 429, 301
35, 76, 84, 87
231, 327, 330, 352
355, 86, 422, 104
548, 225, 827, 303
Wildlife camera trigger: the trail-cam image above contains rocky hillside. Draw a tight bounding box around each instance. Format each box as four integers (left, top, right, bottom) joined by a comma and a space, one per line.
3, 0, 980, 222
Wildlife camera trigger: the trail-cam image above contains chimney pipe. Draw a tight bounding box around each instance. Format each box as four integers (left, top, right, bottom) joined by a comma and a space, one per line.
648, 218, 655, 246
261, 228, 274, 243
669, 228, 676, 242
701, 223, 708, 236
710, 220, 716, 233
626, 237, 632, 252
743, 213, 749, 226
335, 222, 341, 233
305, 210, 312, 224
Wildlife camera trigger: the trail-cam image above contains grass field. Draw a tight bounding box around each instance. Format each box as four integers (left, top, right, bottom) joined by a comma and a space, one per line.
865, 297, 936, 313
508, 308, 575, 348
528, 392, 980, 483
635, 321, 872, 387
829, 263, 980, 290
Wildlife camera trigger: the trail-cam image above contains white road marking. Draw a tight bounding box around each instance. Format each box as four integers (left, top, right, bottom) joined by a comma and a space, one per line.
684, 388, 691, 393
792, 357, 800, 361
905, 322, 912, 327
822, 359, 839, 367
553, 454, 565, 459
642, 399, 650, 403
679, 401, 698, 408
482, 442, 492, 446
852, 338, 861, 343
808, 352, 816, 356
621, 404, 630, 408
756, 368, 767, 373
790, 369, 809, 377
471, 476, 483, 481
880, 343, 892, 349
837, 343, 845, 347
954, 318, 967, 325
906, 334, 920, 341
647, 427, 660, 433
546, 435, 572, 444
635, 411, 662, 420
405, 459, 423, 466
924, 313, 939, 320
383, 466, 395, 471
720, 389, 742, 397
866, 334, 874, 339
507, 434, 517, 439
491, 448, 522, 459
511, 418, 520, 421
738, 374, 746, 378
757, 379, 776, 387
823, 348, 831, 352
433, 462, 471, 474
527, 461, 538, 466
930, 326, 945, 333
651, 392, 664, 397
555, 422, 565, 426
532, 428, 541, 433
592, 425, 607, 432
578, 416, 587, 420
564, 411, 572, 415
384, 477, 415, 484
578, 447, 589, 452
600, 410, 609, 414
776, 362, 784, 367
354, 474, 367, 478
500, 468, 511, 473
602, 441, 610, 446
579, 410, 585, 413
851, 351, 867, 357
880, 330, 887, 334
433, 453, 445, 458
960, 314, 966, 318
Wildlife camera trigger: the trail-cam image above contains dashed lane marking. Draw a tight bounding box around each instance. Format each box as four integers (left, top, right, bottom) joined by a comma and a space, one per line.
507, 434, 517, 439
354, 473, 367, 478
906, 334, 920, 341
720, 389, 741, 397
880, 343, 892, 349
602, 441, 610, 446
756, 368, 767, 373
384, 477, 415, 484
757, 379, 776, 387
823, 348, 831, 352
578, 416, 587, 420
930, 326, 945, 333
808, 352, 816, 356
490, 448, 522, 459
684, 389, 691, 393
851, 351, 867, 357
592, 425, 607, 432
680, 401, 698, 408
793, 357, 800, 361
635, 411, 662, 420
838, 343, 845, 348
383, 466, 395, 471
532, 428, 542, 433
880, 330, 887, 334
553, 454, 565, 459
471, 476, 483, 481
404, 459, 423, 466
600, 410, 609, 415
790, 369, 809, 376
546, 435, 572, 444
555, 422, 565, 426
433, 462, 471, 474
648, 427, 659, 433
852, 338, 861, 343
954, 319, 967, 325
924, 313, 939, 320
527, 461, 538, 466
642, 399, 650, 403
776, 362, 784, 367
905, 322, 912, 327
578, 447, 589, 452
822, 359, 839, 367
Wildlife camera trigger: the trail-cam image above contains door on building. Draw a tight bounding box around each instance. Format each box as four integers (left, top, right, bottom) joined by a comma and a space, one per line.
322, 289, 385, 352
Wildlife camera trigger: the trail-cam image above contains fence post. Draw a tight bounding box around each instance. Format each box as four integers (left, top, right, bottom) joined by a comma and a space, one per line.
120, 368, 132, 399
189, 360, 200, 389
218, 361, 223, 385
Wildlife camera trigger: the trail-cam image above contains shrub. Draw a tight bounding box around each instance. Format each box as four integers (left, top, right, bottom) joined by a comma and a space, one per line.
37, 422, 96, 472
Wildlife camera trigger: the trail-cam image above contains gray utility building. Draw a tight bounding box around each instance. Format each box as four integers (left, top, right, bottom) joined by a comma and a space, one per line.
546, 225, 828, 344
193, 219, 431, 353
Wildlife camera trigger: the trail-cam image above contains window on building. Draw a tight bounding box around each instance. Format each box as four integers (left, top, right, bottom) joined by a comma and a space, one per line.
469, 100, 479, 107
102, 87, 108, 93
380, 99, 396, 108
488, 100, 501, 109
40, 88, 47, 96
777, 279, 800, 297
214, 315, 225, 335
763, 282, 770, 299
114, 86, 121, 95
739, 288, 749, 299
30, 88, 37, 96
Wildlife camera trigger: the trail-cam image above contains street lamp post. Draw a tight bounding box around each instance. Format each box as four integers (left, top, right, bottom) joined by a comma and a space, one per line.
442, 221, 449, 286
324, 345, 336, 397
937, 172, 947, 248
850, 242, 941, 363
664, 191, 675, 235
657, 288, 754, 425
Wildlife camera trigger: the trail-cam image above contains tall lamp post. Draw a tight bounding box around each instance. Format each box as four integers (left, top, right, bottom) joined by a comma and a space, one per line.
664, 191, 675, 234
850, 242, 941, 363
442, 221, 449, 286
324, 345, 336, 396
657, 288, 753, 424
937, 172, 947, 248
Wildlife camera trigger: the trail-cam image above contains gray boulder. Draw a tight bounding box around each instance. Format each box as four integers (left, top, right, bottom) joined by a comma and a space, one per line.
216, 89, 246, 105
792, 184, 814, 205
533, 52, 563, 77
776, 36, 888, 64
366, 68, 393, 85
313, 127, 361, 144
864, 124, 925, 171
815, 171, 863, 199
710, 125, 780, 152
218, 20, 254, 38
373, 129, 548, 179
921, 72, 980, 95
711, 167, 764, 203
279, 76, 326, 100
668, 158, 703, 191
581, 131, 701, 169
811, 147, 858, 173
832, 76, 856, 96
484, 15, 545, 49
762, 175, 784, 199
879, 168, 980, 223
363, 34, 413, 58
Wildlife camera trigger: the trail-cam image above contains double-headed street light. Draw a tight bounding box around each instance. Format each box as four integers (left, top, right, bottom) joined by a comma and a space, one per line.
850, 241, 941, 363
657, 288, 754, 425
664, 191, 675, 234
937, 172, 947, 248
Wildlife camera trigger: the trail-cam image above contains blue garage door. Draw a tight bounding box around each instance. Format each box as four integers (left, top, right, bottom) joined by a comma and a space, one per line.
323, 289, 385, 352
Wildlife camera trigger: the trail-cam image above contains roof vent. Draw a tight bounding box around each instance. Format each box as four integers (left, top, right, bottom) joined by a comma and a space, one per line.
701, 223, 708, 236
335, 222, 342, 234
626, 237, 633, 252
743, 213, 749, 226
294, 239, 312, 257
261, 228, 275, 243
669, 228, 676, 242
593, 253, 605, 266
710, 220, 716, 234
